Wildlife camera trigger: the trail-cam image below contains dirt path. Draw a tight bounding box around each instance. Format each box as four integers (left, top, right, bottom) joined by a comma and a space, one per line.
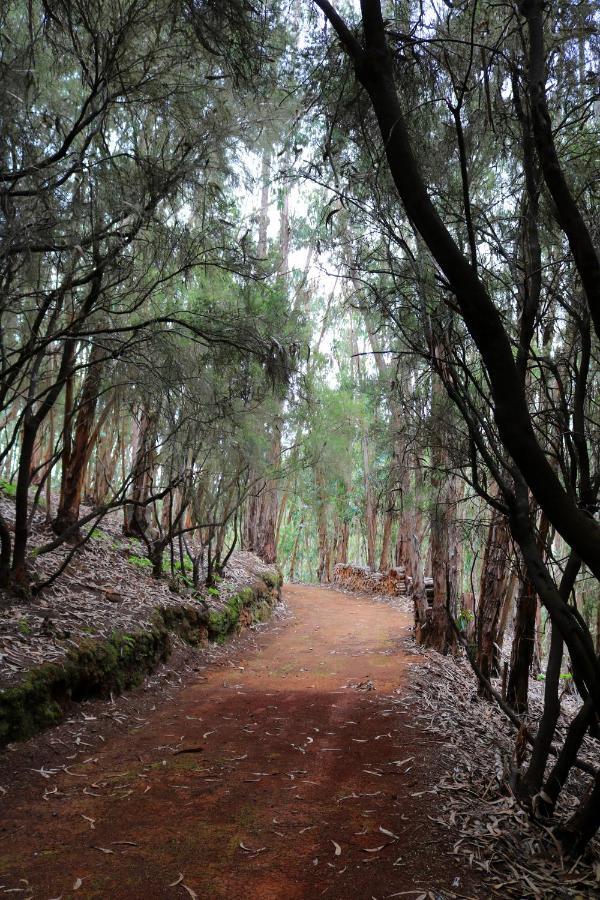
1, 585, 482, 899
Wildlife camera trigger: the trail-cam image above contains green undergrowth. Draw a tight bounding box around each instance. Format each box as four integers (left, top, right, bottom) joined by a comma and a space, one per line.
127, 553, 153, 569
0, 569, 282, 748
0, 480, 16, 497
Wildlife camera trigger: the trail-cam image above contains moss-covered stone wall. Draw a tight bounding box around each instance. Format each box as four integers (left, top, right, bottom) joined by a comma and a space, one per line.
0, 570, 282, 749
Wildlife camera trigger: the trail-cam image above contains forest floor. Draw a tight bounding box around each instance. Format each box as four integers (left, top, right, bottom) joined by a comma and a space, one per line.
0, 583, 488, 900
0, 491, 279, 689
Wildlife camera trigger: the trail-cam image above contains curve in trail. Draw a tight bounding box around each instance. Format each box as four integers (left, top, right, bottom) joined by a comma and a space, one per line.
1, 585, 481, 899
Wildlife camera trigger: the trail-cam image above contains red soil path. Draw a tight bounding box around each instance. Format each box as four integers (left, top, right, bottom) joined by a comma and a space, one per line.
1, 585, 484, 899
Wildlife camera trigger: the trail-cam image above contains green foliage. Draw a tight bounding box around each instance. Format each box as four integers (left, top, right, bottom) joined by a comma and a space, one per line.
536, 672, 573, 682
17, 618, 32, 636
0, 480, 16, 497
127, 554, 153, 570
457, 608, 474, 632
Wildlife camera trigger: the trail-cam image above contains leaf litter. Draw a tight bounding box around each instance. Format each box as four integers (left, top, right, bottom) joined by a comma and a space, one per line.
392, 641, 600, 899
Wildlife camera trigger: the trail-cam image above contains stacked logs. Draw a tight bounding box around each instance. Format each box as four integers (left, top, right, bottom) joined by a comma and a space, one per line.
332, 564, 410, 596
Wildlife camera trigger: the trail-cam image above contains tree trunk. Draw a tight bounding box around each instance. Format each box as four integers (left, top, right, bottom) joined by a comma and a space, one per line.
426, 369, 458, 653
335, 519, 350, 564
507, 570, 537, 714
12, 420, 39, 584
57, 371, 74, 504
349, 310, 376, 569
362, 432, 377, 569
93, 398, 121, 505
288, 518, 303, 582
257, 148, 271, 259
315, 465, 330, 583
123, 407, 157, 538
555, 772, 600, 858
44, 404, 55, 525
53, 340, 105, 536
507, 513, 551, 713
476, 506, 512, 691
244, 421, 280, 564
0, 512, 11, 588
539, 698, 595, 817
379, 509, 393, 571
495, 570, 517, 672
395, 465, 422, 576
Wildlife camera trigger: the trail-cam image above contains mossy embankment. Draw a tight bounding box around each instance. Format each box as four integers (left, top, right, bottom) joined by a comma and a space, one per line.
0, 571, 282, 748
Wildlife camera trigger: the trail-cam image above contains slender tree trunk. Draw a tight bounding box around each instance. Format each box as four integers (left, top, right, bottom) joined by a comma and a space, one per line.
426, 367, 458, 653
53, 341, 105, 535
395, 464, 421, 575
507, 512, 550, 713
0, 512, 11, 587
495, 570, 517, 672
93, 397, 121, 505
29, 431, 44, 485
243, 161, 287, 562
335, 519, 350, 564
539, 698, 595, 817
44, 404, 55, 525
476, 505, 512, 691
521, 621, 564, 796
288, 518, 303, 582
349, 311, 376, 569
275, 491, 288, 551
315, 465, 330, 582
379, 509, 393, 571
361, 432, 377, 569
245, 420, 280, 564
257, 148, 271, 259
124, 407, 157, 538
507, 571, 537, 714
532, 601, 544, 677
58, 372, 74, 505
12, 420, 40, 583
410, 529, 429, 644
555, 772, 600, 858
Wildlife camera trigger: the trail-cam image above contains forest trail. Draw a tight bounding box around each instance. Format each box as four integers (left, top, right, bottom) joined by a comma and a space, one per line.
1, 586, 481, 899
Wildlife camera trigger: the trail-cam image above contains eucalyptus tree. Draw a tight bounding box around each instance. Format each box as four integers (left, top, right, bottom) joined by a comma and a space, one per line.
0, 0, 291, 588
306, 0, 599, 852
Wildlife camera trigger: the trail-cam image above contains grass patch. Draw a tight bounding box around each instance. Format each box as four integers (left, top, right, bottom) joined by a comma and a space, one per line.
0, 479, 16, 497
127, 553, 152, 569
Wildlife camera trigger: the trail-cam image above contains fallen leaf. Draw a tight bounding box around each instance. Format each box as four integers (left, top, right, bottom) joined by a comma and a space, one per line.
239, 843, 266, 853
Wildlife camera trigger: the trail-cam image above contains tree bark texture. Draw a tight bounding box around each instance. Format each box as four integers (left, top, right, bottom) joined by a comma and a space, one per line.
53, 340, 105, 535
